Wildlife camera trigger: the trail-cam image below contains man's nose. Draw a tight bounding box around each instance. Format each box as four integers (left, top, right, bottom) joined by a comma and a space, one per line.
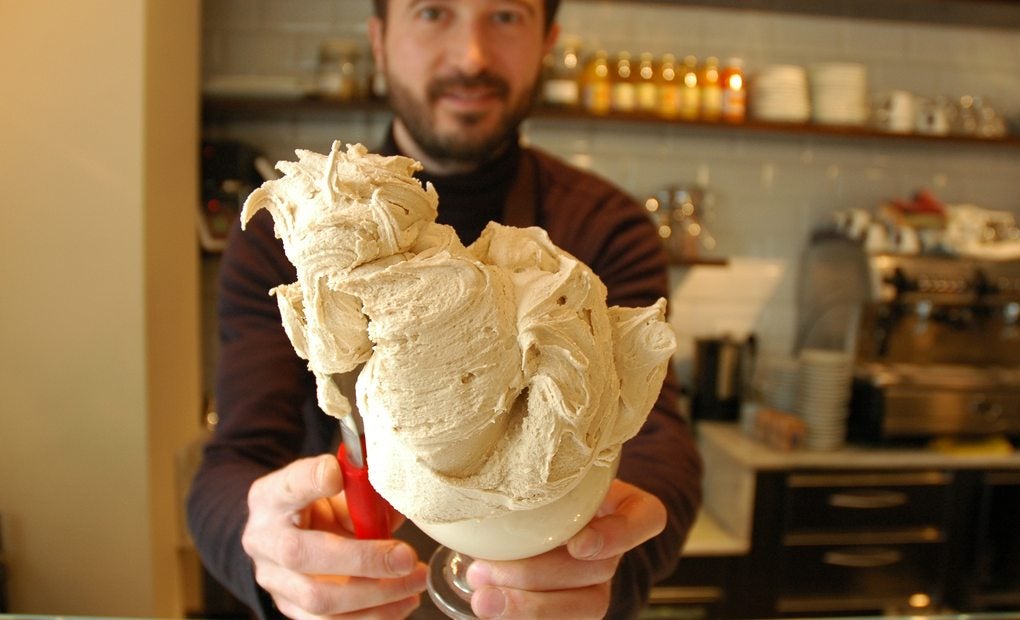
448, 20, 490, 74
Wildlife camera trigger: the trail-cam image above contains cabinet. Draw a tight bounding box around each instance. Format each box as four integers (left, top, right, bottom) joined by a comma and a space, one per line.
951, 470, 1020, 611
695, 423, 1020, 619
747, 469, 956, 617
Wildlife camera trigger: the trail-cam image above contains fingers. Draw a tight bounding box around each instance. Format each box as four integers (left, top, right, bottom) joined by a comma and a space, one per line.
567, 479, 667, 561
249, 454, 344, 517
242, 455, 429, 618
276, 594, 421, 620
260, 529, 421, 578
465, 547, 619, 619
258, 561, 428, 619
471, 581, 612, 620
243, 455, 419, 579
462, 480, 669, 619
467, 547, 618, 591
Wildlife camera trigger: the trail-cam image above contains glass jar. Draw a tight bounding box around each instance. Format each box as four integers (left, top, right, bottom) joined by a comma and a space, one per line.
699, 56, 723, 122
317, 39, 365, 101
580, 50, 612, 115
644, 190, 674, 246
611, 51, 637, 113
542, 37, 582, 107
658, 53, 682, 118
635, 52, 659, 114
669, 186, 708, 261
679, 55, 701, 121
720, 57, 746, 123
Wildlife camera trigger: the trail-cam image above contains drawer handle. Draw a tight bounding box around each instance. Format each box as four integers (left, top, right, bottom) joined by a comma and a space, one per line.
828, 490, 908, 509
823, 548, 903, 568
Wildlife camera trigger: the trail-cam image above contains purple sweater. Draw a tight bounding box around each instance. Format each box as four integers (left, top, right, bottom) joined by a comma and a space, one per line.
187, 134, 703, 619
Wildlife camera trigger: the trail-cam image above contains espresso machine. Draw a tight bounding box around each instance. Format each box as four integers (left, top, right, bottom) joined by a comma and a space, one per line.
797, 234, 1020, 443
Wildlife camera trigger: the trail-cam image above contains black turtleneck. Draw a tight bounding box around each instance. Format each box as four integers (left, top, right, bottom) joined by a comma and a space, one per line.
378, 129, 519, 245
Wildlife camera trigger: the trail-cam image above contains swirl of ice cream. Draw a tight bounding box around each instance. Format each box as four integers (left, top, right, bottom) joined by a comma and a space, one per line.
242, 142, 441, 376
242, 140, 677, 524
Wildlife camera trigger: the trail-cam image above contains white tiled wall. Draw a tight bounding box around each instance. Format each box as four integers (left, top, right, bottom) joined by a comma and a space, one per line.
202, 0, 1020, 358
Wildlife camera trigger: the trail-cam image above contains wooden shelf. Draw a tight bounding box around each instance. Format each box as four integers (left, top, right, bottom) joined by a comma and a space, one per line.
671, 256, 730, 267
202, 96, 1020, 149
581, 0, 1020, 28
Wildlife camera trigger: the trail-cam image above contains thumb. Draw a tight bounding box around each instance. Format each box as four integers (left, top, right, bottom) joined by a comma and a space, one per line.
250, 454, 344, 516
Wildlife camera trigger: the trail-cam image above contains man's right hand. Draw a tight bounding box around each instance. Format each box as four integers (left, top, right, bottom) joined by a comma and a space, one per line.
242, 454, 427, 619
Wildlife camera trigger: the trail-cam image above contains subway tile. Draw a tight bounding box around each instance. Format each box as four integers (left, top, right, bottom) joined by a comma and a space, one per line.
201, 30, 229, 77
765, 14, 847, 60
841, 19, 909, 62
296, 115, 389, 152
696, 8, 767, 61
205, 0, 261, 31
261, 0, 335, 30
220, 29, 300, 75
905, 24, 976, 69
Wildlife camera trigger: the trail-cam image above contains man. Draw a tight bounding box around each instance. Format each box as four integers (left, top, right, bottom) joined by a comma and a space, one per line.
187, 0, 703, 618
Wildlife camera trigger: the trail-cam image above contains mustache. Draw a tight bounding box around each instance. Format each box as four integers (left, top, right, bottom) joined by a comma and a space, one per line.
427, 72, 510, 102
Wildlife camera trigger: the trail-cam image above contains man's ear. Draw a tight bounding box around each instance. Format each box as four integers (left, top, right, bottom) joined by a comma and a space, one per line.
542, 21, 560, 57
368, 16, 386, 74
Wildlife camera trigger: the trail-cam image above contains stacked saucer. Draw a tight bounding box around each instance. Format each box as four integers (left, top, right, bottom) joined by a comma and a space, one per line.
750, 64, 810, 123
795, 348, 854, 450
809, 62, 869, 126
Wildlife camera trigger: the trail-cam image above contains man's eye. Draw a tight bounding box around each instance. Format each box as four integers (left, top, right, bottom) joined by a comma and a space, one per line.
417, 6, 445, 21
492, 11, 523, 25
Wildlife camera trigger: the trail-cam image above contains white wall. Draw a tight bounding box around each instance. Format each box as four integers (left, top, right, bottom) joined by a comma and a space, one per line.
200, 0, 1020, 361
0, 0, 201, 615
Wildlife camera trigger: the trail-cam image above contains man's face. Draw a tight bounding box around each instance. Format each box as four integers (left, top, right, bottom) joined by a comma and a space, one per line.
370, 0, 557, 168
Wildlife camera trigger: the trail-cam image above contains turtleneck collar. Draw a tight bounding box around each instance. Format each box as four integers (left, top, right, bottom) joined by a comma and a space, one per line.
377, 126, 523, 244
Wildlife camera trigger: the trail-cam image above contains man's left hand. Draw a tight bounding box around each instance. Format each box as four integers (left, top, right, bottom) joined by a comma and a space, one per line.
465, 478, 667, 619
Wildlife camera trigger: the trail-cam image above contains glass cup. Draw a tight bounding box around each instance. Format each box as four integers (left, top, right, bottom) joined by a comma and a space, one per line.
414, 458, 619, 619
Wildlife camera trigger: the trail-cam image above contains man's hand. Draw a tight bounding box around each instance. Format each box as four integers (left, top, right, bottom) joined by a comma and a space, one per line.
465, 479, 667, 619
241, 454, 428, 619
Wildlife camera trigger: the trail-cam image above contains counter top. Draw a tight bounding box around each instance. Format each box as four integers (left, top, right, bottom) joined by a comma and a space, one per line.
681, 508, 750, 557
694, 421, 1020, 557
698, 421, 1020, 471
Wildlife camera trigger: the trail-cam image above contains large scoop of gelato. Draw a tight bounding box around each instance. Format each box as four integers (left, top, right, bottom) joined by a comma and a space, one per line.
242, 141, 677, 524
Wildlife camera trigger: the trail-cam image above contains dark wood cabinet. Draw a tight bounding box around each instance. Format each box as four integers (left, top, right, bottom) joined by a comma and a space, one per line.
739, 469, 957, 618
690, 423, 1020, 619
949, 470, 1020, 611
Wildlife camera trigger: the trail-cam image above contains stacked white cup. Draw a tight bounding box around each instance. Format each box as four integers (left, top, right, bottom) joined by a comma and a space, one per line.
795, 348, 854, 450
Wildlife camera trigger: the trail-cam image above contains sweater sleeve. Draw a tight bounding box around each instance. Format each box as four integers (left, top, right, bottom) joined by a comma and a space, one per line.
533, 150, 704, 618
186, 210, 316, 618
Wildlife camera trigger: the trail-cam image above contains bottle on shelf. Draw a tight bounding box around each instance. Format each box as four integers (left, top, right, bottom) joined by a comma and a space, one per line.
317, 39, 366, 101
699, 56, 723, 122
636, 52, 659, 114
658, 53, 682, 119
720, 57, 747, 123
611, 51, 637, 113
580, 49, 612, 115
679, 55, 701, 121
542, 37, 582, 108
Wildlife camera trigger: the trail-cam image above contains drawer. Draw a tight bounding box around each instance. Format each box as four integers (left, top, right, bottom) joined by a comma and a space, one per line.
777, 541, 946, 613
784, 470, 952, 531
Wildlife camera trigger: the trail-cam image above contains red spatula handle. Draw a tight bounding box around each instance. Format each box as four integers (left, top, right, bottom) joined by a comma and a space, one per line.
337, 438, 393, 539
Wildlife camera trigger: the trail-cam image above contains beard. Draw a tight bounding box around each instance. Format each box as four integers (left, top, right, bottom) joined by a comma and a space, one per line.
386, 69, 538, 165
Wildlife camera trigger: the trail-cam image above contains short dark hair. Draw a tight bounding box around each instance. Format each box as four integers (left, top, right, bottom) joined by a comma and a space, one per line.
372, 0, 561, 32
